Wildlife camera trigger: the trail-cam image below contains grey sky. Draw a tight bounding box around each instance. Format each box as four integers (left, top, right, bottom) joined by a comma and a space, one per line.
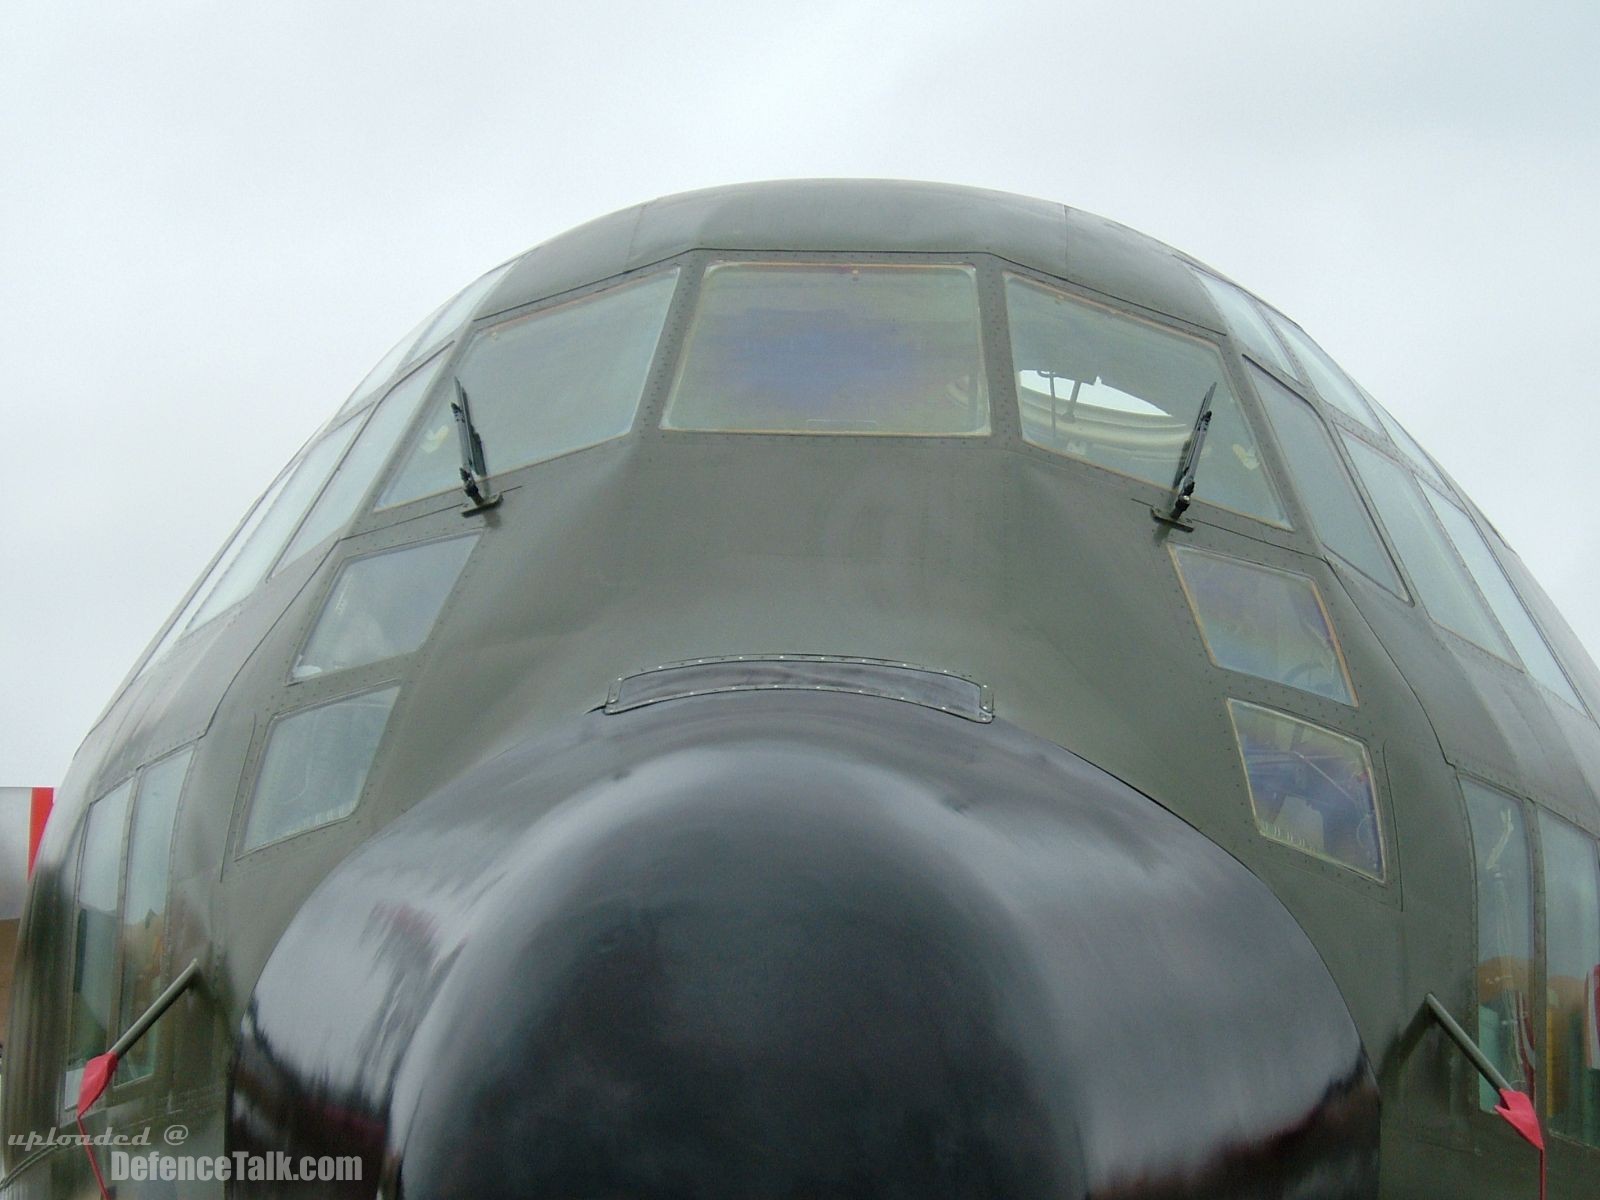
3, 1, 1597, 785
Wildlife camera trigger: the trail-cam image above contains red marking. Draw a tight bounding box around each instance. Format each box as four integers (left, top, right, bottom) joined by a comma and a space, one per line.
1495, 1089, 1546, 1200
76, 1050, 118, 1200
27, 787, 52, 875
77, 1050, 119, 1115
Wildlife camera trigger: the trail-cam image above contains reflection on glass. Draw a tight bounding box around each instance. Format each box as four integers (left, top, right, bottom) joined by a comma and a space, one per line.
117, 748, 192, 1080
279, 351, 451, 569
1229, 700, 1383, 880
1263, 312, 1382, 432
1252, 369, 1403, 594
1537, 811, 1600, 1145
384, 269, 678, 506
1007, 275, 1285, 524
1423, 486, 1583, 710
294, 536, 477, 679
242, 686, 399, 852
1343, 435, 1512, 659
1173, 548, 1354, 704
664, 263, 988, 436
69, 781, 132, 1076
1194, 272, 1298, 378
1461, 779, 1535, 1111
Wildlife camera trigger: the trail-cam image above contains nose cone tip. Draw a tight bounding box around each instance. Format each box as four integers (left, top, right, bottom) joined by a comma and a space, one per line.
399, 757, 1075, 1199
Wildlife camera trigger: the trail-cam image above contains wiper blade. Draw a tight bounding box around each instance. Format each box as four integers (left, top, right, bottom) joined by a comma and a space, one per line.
1155, 381, 1217, 529
450, 380, 501, 515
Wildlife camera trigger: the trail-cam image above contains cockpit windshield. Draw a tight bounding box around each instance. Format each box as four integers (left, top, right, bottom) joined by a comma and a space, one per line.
1006, 275, 1286, 525
662, 262, 989, 436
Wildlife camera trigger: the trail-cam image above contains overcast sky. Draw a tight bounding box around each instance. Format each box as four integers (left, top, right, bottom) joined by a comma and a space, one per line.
3, 1, 1596, 785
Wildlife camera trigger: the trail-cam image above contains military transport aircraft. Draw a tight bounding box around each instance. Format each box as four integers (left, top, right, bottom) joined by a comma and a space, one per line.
3, 181, 1597, 1198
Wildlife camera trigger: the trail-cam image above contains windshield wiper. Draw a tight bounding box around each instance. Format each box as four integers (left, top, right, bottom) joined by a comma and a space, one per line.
1154, 381, 1217, 529
451, 380, 502, 514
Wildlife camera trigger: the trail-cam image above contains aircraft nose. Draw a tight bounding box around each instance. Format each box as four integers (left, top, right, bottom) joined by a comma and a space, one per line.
399, 746, 1074, 1199
233, 691, 1379, 1199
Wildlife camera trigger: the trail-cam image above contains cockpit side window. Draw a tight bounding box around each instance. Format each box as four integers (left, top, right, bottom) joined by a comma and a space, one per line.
663, 262, 989, 437
1193, 271, 1298, 379
115, 748, 192, 1081
1535, 810, 1600, 1145
1006, 275, 1286, 525
1251, 368, 1404, 596
1342, 434, 1513, 660
1460, 779, 1535, 1110
1423, 486, 1585, 711
66, 780, 132, 1103
1261, 311, 1384, 434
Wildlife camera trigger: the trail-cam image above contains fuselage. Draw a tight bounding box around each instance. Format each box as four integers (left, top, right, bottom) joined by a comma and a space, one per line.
4, 181, 1599, 1198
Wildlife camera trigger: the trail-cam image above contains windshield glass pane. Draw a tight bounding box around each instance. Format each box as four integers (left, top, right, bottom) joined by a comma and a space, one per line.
1343, 435, 1512, 658
1265, 313, 1382, 432
383, 269, 678, 507
1008, 275, 1285, 524
279, 351, 451, 568
1461, 779, 1535, 1109
1194, 272, 1297, 378
187, 416, 362, 627
664, 262, 988, 436
1251, 368, 1403, 594
1424, 485, 1583, 708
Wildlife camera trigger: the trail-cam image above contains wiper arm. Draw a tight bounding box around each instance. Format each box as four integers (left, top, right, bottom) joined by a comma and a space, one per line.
1154, 381, 1217, 529
451, 380, 502, 515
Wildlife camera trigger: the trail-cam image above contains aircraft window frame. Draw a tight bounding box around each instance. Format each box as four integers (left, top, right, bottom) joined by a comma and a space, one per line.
236, 683, 402, 857
1260, 309, 1386, 437
274, 348, 455, 572
1248, 366, 1406, 597
379, 266, 682, 509
1227, 699, 1387, 882
1340, 430, 1518, 664
1533, 808, 1600, 1147
63, 779, 133, 1114
1191, 270, 1300, 381
291, 533, 479, 682
60, 746, 197, 1114
1171, 546, 1357, 706
661, 260, 992, 438
1422, 484, 1587, 712
1002, 269, 1291, 529
1459, 776, 1538, 1113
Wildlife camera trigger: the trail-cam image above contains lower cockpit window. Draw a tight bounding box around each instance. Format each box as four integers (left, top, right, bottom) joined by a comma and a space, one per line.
662, 262, 989, 436
1173, 548, 1355, 705
293, 536, 477, 679
1006, 275, 1286, 525
1228, 700, 1384, 880
241, 686, 399, 853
